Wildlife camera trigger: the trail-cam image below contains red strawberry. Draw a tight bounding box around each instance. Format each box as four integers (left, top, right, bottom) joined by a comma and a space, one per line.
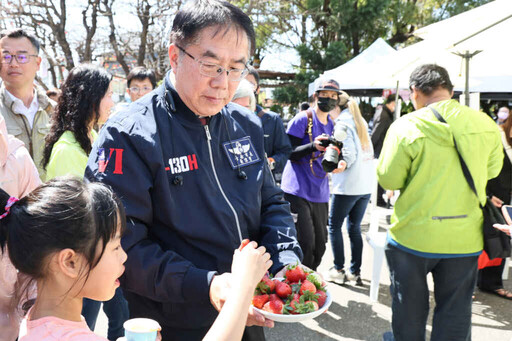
287, 294, 300, 314
275, 281, 292, 298
300, 280, 317, 295
252, 294, 269, 309
257, 275, 275, 294
304, 300, 319, 311
262, 299, 284, 314
238, 239, 250, 251
316, 290, 327, 308
285, 264, 306, 283
269, 294, 280, 302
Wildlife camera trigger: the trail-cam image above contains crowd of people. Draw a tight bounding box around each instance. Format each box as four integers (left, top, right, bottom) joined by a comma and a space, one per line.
0, 0, 510, 341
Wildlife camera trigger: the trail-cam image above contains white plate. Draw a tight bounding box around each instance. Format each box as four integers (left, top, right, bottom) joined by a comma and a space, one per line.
253, 287, 332, 323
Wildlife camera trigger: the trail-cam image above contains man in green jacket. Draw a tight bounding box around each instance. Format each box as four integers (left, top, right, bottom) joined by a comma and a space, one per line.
378, 64, 503, 341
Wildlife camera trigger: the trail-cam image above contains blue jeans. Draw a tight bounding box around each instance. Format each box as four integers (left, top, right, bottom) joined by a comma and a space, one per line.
385, 242, 478, 341
82, 287, 129, 340
328, 193, 370, 275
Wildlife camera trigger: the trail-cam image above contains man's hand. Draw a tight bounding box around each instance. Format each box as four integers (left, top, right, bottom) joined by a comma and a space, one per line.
332, 160, 347, 174
493, 223, 512, 236
246, 305, 275, 328
491, 195, 504, 208
209, 273, 232, 312
314, 135, 329, 152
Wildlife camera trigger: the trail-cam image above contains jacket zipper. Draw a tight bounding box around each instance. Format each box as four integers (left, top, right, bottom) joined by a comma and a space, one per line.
432, 214, 468, 222
204, 125, 243, 242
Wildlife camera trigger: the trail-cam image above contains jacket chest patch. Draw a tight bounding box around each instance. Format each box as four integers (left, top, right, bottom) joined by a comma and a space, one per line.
166, 154, 199, 174
222, 137, 260, 169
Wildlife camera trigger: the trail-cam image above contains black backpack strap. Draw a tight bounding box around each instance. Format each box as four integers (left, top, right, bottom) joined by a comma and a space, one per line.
430, 106, 483, 209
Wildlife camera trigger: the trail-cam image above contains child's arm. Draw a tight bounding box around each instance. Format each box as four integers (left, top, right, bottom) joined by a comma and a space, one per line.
203, 241, 272, 341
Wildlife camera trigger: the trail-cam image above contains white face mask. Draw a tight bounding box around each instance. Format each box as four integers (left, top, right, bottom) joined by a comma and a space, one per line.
498, 110, 509, 121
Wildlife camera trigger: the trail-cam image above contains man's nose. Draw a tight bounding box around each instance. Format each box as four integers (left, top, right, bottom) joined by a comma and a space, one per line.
210, 71, 229, 89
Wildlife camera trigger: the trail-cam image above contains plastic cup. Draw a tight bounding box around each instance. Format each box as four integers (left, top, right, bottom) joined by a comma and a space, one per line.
123, 318, 161, 341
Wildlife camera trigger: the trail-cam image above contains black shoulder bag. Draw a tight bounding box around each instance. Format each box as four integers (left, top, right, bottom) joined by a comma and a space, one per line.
431, 107, 511, 260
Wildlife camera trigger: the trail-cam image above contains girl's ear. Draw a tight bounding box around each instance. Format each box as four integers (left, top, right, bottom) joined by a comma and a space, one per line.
55, 249, 84, 279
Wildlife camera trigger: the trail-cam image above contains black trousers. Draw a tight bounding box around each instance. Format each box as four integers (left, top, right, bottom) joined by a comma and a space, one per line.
284, 193, 328, 270
477, 259, 505, 291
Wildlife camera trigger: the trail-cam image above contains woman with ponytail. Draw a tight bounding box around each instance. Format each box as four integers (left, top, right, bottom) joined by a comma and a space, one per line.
324, 92, 376, 286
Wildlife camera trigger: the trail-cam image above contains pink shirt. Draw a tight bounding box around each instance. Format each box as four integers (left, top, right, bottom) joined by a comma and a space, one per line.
18, 310, 107, 341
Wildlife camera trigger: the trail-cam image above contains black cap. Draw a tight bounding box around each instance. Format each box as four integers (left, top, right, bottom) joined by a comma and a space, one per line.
316, 79, 342, 93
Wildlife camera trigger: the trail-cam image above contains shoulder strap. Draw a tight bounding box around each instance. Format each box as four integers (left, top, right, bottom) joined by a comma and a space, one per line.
430, 106, 483, 209
305, 109, 313, 143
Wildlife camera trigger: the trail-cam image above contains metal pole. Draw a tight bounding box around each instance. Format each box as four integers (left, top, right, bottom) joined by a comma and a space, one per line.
464, 51, 470, 106
394, 80, 400, 121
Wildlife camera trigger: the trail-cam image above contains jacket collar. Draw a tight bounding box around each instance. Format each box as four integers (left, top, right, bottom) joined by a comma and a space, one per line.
0, 84, 53, 115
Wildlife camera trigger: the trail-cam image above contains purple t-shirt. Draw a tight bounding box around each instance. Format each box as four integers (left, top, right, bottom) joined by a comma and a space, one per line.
281, 110, 334, 203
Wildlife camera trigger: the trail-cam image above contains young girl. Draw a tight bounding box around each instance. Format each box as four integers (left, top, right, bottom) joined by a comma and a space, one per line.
0, 178, 272, 341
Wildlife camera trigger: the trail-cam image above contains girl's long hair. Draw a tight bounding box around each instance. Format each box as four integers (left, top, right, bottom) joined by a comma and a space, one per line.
340, 94, 371, 151
42, 64, 112, 169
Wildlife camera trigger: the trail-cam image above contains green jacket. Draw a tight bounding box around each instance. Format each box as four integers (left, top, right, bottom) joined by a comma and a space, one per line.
46, 130, 98, 181
377, 100, 503, 254
0, 85, 54, 181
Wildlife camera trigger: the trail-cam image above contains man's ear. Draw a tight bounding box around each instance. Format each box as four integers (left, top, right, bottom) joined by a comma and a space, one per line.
168, 44, 179, 71
55, 248, 83, 279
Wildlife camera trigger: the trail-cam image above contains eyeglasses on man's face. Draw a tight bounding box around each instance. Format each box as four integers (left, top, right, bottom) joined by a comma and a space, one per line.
129, 86, 153, 94
1, 53, 38, 64
175, 44, 248, 82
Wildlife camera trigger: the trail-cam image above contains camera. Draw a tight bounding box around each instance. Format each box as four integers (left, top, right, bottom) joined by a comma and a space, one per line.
320, 123, 348, 173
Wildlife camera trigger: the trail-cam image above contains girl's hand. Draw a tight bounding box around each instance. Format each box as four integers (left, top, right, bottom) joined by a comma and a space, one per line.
232, 241, 272, 287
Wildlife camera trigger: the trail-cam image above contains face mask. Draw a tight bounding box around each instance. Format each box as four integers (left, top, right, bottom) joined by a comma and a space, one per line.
498, 111, 509, 121
317, 97, 337, 113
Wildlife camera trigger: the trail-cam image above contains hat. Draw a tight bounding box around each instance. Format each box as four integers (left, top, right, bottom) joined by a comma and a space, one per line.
316, 79, 342, 93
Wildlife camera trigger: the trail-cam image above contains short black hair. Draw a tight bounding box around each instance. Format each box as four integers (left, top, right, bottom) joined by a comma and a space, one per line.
170, 0, 255, 57
300, 102, 310, 111
247, 66, 260, 86
0, 28, 40, 53
384, 94, 396, 104
409, 64, 453, 95
127, 66, 156, 88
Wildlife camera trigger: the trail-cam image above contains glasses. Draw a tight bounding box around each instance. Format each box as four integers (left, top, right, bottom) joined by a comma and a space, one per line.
1, 53, 38, 64
129, 86, 153, 94
175, 44, 248, 82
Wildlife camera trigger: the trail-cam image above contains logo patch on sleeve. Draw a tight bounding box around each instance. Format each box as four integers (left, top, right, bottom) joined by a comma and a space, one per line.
222, 137, 261, 169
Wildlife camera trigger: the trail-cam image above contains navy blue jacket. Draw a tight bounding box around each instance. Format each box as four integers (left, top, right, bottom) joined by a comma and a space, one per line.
256, 105, 291, 174
85, 73, 302, 330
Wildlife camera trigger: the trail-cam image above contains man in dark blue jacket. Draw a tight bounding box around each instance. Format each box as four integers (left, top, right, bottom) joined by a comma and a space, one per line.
85, 1, 303, 340
245, 67, 291, 181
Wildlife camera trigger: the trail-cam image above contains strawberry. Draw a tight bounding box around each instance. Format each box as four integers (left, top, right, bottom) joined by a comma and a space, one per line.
304, 300, 319, 312
238, 239, 250, 251
306, 273, 324, 291
285, 264, 306, 283
257, 275, 275, 294
286, 294, 301, 314
262, 299, 284, 314
300, 280, 317, 295
269, 294, 280, 302
316, 290, 327, 308
252, 294, 269, 309
275, 281, 292, 298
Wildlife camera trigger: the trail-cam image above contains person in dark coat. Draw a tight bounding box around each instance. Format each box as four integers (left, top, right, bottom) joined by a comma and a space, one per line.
481, 116, 512, 299
371, 94, 396, 206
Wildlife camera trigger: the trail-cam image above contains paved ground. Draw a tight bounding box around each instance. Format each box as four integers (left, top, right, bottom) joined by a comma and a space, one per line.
95, 206, 512, 340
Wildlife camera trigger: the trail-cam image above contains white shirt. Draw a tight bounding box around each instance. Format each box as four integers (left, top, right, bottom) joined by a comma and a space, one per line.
5, 89, 39, 128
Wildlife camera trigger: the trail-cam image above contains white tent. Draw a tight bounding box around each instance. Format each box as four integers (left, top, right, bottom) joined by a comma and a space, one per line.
370, 0, 512, 94
308, 38, 396, 96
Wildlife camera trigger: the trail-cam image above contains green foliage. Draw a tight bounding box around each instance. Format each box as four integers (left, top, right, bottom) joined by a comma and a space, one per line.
273, 71, 319, 109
